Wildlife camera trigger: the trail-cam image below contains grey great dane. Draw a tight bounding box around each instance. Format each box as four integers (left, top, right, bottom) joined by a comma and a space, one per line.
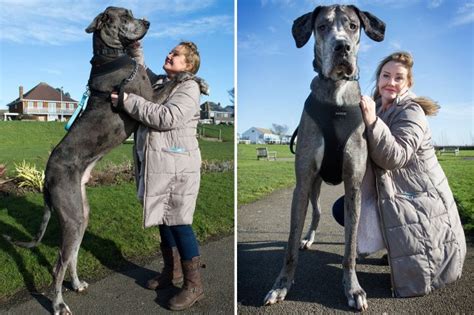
264, 5, 385, 311
3, 6, 188, 315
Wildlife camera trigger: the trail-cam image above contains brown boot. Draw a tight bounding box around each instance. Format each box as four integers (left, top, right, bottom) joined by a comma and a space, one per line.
168, 256, 204, 311
146, 245, 183, 290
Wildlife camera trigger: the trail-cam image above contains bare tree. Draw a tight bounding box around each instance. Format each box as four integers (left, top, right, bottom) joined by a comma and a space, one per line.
228, 88, 234, 106
271, 123, 288, 141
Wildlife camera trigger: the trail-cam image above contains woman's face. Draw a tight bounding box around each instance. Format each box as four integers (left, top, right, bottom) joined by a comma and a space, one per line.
377, 61, 410, 104
163, 45, 191, 76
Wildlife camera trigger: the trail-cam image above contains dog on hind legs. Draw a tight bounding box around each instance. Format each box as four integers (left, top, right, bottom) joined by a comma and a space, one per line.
3, 7, 190, 315
263, 5, 385, 311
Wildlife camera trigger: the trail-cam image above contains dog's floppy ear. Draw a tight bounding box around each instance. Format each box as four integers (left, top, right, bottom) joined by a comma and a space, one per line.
350, 5, 385, 42
85, 12, 109, 33
292, 6, 322, 48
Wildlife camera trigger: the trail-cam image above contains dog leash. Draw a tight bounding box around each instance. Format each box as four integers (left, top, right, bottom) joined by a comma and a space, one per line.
65, 87, 90, 131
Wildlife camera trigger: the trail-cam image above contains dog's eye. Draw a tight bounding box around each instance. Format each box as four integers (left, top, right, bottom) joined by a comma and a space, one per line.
349, 23, 357, 30
317, 25, 326, 32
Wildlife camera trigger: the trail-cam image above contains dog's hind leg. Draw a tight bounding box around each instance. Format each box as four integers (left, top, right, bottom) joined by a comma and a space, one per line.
51, 161, 96, 315
300, 176, 322, 250
68, 161, 96, 293
341, 131, 368, 311
52, 212, 84, 315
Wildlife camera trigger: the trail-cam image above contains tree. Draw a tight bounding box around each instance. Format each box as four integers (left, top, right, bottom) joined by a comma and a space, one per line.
271, 123, 288, 141
228, 88, 234, 106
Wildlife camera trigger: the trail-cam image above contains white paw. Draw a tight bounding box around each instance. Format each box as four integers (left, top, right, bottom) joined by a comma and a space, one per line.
263, 288, 287, 305
347, 290, 368, 311
54, 302, 72, 315
300, 238, 314, 250
73, 280, 89, 292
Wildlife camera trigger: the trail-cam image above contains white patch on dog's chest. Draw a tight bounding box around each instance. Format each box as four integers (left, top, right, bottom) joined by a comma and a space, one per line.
335, 83, 350, 105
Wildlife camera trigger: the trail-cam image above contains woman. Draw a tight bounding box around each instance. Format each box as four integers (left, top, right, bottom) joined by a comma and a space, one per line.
336, 51, 466, 297
111, 41, 208, 310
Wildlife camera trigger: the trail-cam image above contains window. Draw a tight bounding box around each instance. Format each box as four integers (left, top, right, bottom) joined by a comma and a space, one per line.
28, 101, 34, 109
48, 102, 56, 113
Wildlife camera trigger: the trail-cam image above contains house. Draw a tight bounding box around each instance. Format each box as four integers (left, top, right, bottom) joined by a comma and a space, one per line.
280, 134, 292, 144
5, 82, 78, 121
200, 101, 234, 125
241, 127, 280, 144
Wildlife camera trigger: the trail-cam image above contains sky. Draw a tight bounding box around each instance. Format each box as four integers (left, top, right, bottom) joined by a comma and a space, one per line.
238, 0, 474, 146
0, 0, 234, 111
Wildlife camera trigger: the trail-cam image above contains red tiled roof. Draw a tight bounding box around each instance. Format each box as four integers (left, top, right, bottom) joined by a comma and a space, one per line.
12, 82, 77, 103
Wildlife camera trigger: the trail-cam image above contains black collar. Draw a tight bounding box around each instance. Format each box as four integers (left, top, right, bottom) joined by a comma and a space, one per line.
93, 48, 127, 57
89, 55, 135, 78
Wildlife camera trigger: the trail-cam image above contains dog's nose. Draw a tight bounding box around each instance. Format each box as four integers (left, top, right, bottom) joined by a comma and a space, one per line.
334, 40, 351, 53
143, 20, 150, 28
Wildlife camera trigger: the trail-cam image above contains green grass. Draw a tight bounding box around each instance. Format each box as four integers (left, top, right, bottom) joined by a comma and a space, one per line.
0, 121, 234, 301
437, 150, 474, 233
199, 124, 234, 142
0, 121, 233, 176
238, 144, 295, 205
238, 144, 474, 234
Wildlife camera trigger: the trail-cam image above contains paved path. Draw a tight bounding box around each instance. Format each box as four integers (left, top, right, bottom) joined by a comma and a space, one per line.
238, 185, 473, 313
1, 236, 234, 314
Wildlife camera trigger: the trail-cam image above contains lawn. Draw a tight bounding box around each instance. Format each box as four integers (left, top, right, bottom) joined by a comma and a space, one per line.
0, 121, 234, 176
0, 121, 234, 301
238, 144, 474, 234
237, 144, 295, 205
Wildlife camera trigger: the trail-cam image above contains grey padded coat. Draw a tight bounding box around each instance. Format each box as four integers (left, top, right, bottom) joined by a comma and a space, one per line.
366, 90, 466, 297
122, 75, 206, 227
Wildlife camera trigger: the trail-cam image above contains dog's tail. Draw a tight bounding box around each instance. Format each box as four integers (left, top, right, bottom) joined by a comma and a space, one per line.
289, 126, 298, 154
2, 188, 52, 248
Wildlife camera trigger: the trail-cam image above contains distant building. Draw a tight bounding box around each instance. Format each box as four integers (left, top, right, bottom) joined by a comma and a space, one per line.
5, 82, 78, 121
241, 127, 280, 144
200, 101, 234, 125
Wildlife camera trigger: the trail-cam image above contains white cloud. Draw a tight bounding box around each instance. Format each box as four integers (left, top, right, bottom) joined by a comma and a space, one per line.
268, 26, 277, 33
149, 15, 233, 39
261, 0, 296, 8
450, 1, 474, 27
238, 33, 283, 56
389, 40, 402, 50
40, 68, 62, 75
358, 42, 373, 53
428, 0, 443, 9
0, 0, 218, 45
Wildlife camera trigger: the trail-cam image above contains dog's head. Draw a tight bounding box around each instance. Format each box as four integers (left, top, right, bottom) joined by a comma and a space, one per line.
85, 6, 150, 49
292, 5, 385, 81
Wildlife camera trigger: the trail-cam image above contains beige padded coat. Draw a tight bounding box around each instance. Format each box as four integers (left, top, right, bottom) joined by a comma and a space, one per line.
366, 90, 466, 297
122, 75, 206, 227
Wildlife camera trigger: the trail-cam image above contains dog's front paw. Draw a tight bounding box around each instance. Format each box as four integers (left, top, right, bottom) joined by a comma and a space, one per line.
347, 288, 368, 311
263, 288, 288, 305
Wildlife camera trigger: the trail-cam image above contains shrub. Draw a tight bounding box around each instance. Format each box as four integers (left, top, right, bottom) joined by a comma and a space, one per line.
14, 160, 44, 192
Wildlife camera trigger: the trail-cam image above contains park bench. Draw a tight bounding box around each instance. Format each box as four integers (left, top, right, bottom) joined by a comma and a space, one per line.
256, 147, 277, 160
438, 147, 459, 156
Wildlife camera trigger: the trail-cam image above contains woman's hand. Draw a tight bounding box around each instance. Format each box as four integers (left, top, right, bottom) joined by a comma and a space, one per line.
360, 95, 377, 128
110, 92, 128, 108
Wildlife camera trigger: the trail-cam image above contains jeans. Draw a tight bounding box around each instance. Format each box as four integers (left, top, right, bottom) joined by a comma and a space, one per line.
159, 224, 199, 260
332, 195, 345, 227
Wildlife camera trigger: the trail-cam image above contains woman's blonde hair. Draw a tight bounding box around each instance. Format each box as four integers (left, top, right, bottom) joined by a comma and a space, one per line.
179, 41, 200, 74
372, 51, 439, 116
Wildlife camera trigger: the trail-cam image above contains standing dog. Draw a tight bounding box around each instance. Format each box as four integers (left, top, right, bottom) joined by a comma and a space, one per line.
263, 5, 385, 311
3, 7, 186, 315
